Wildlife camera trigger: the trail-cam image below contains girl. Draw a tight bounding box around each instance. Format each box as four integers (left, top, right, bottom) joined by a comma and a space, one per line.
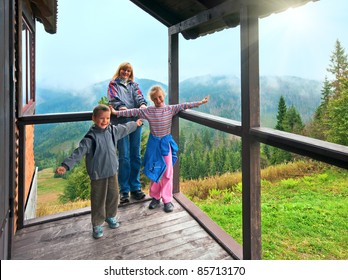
110, 85, 209, 212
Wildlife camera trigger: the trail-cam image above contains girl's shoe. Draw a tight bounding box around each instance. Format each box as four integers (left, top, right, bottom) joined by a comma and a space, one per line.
93, 225, 103, 239
149, 198, 160, 209
164, 202, 174, 213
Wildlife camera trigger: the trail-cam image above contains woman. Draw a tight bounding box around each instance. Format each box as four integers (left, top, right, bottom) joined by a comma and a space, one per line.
107, 62, 147, 203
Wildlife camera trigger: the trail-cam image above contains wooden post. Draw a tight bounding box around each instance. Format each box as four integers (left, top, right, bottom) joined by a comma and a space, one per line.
240, 3, 262, 260
168, 32, 180, 194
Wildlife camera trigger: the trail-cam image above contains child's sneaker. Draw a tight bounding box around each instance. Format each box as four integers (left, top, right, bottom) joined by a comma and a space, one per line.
149, 198, 160, 209
93, 225, 103, 239
105, 217, 120, 229
164, 202, 174, 213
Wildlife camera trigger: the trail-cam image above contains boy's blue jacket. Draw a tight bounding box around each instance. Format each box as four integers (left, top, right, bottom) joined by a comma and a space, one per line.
143, 134, 178, 183
62, 122, 137, 180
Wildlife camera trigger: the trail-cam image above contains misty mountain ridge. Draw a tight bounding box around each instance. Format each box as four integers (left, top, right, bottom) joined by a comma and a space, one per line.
36, 75, 322, 126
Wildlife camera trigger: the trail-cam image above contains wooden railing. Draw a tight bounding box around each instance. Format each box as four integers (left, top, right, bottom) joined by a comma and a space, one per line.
180, 110, 348, 169
17, 110, 348, 226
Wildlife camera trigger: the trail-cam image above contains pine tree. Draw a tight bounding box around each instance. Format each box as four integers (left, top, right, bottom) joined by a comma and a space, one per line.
275, 95, 287, 130
310, 77, 332, 139
307, 39, 348, 142
326, 78, 348, 145
179, 128, 186, 153
283, 105, 304, 134
327, 39, 348, 97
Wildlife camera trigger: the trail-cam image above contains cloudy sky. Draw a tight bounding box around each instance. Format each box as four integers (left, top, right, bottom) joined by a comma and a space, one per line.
36, 0, 348, 90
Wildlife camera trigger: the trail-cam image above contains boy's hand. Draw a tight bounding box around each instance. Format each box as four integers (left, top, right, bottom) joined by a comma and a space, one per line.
136, 119, 143, 126
56, 166, 67, 175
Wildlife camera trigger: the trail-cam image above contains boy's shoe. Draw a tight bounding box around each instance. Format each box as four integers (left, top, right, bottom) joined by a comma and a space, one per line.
105, 217, 120, 229
149, 198, 160, 209
130, 190, 146, 200
120, 193, 130, 204
93, 225, 103, 239
164, 202, 174, 213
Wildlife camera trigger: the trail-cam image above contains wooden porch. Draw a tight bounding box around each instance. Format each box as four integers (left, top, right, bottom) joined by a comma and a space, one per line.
3, 0, 348, 261
11, 195, 241, 260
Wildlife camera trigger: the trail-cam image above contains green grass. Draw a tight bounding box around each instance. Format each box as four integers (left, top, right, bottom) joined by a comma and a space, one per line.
36, 168, 90, 215
192, 168, 348, 259
37, 168, 66, 196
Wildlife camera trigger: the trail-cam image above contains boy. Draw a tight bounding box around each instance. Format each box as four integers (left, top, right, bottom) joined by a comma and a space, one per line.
56, 104, 142, 238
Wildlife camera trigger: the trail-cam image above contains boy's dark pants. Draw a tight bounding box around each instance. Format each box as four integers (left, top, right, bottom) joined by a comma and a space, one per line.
90, 174, 119, 227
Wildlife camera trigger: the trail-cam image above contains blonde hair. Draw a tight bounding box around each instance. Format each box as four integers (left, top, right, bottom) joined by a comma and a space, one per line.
148, 85, 166, 101
111, 62, 134, 81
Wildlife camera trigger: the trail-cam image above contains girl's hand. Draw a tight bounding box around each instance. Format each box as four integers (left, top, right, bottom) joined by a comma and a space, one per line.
140, 104, 147, 109
201, 96, 209, 104
109, 105, 118, 115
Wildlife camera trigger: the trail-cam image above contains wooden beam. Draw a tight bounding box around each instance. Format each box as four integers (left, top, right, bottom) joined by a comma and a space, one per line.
18, 111, 92, 125
169, 0, 239, 35
179, 110, 242, 136
240, 3, 262, 260
130, 0, 181, 27
174, 192, 242, 260
168, 32, 180, 193
251, 127, 348, 169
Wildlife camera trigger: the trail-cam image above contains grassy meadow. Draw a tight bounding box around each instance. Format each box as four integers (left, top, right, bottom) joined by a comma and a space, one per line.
37, 161, 347, 259
36, 168, 90, 216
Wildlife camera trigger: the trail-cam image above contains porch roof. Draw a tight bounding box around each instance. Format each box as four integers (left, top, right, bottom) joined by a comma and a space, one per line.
130, 0, 317, 39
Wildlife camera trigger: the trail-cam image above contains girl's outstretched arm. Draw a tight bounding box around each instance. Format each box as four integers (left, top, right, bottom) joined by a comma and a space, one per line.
199, 96, 209, 105
109, 105, 118, 115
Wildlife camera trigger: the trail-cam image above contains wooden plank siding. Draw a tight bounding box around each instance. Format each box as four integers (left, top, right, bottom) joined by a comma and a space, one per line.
0, 0, 13, 260
11, 198, 235, 260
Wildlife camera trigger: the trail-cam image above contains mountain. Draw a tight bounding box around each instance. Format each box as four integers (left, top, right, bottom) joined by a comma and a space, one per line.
36, 78, 167, 114
36, 75, 322, 126
179, 75, 322, 126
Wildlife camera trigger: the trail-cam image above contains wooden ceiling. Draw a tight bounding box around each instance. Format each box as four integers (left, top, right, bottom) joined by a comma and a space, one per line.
30, 0, 57, 34
130, 0, 318, 39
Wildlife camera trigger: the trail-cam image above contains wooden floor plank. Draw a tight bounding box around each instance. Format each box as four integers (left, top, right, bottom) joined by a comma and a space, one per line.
12, 199, 235, 260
